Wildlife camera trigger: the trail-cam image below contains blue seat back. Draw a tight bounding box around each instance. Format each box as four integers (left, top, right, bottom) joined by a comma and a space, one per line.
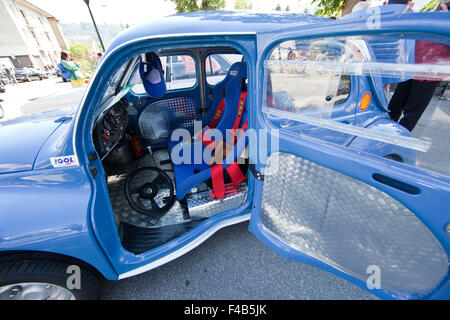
203, 62, 242, 127
213, 61, 247, 137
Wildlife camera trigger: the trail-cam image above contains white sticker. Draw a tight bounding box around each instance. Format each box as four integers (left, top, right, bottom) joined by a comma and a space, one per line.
50, 155, 79, 168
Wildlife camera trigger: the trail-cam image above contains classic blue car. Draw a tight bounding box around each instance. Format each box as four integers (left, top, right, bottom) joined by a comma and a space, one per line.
0, 8, 449, 300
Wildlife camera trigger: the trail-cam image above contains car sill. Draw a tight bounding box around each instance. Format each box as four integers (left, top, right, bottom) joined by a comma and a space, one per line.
118, 213, 250, 279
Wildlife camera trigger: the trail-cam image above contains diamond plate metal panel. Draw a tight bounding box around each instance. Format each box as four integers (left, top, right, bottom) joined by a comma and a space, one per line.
108, 152, 185, 228
187, 183, 247, 218
261, 152, 448, 299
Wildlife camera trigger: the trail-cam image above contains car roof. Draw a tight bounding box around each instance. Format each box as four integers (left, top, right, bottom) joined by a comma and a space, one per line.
106, 11, 328, 55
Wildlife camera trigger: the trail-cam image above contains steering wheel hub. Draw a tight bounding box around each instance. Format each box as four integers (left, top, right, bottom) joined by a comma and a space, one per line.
139, 182, 158, 199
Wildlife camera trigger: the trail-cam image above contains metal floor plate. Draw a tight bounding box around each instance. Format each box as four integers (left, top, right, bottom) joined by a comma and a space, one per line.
107, 151, 186, 228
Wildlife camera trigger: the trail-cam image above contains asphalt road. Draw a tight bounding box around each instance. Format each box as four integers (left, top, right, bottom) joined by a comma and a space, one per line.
101, 222, 377, 300
0, 76, 84, 121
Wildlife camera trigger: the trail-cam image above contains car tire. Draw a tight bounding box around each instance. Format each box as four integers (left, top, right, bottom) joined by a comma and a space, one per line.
0, 253, 103, 300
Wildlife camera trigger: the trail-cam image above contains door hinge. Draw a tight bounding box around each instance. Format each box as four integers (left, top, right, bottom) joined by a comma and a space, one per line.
249, 165, 264, 181
88, 151, 98, 162
89, 165, 98, 178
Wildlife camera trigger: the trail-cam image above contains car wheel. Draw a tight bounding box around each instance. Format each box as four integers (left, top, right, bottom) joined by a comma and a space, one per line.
0, 253, 103, 300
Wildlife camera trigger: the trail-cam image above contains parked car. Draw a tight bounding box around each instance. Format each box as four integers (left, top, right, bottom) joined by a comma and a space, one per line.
14, 68, 33, 82
0, 8, 449, 300
29, 68, 47, 80
14, 67, 46, 82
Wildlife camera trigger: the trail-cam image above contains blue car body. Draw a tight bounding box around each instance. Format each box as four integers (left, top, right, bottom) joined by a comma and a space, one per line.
0, 9, 449, 299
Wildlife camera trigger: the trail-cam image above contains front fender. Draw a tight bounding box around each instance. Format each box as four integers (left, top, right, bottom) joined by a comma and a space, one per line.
0, 166, 117, 280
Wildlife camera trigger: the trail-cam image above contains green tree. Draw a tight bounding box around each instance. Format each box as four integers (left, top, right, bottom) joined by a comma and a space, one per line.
68, 43, 90, 61
234, 0, 252, 10
169, 0, 225, 13
68, 43, 96, 78
311, 0, 362, 18
275, 3, 281, 11
419, 0, 440, 11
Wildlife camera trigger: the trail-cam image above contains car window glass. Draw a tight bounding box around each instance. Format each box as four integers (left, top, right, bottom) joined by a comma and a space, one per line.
205, 53, 243, 85
264, 35, 450, 177
105, 62, 128, 97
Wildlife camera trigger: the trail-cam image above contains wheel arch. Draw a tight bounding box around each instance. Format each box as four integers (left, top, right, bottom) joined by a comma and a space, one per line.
0, 250, 105, 282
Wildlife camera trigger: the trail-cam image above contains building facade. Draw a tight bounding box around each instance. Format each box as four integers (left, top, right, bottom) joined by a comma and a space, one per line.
0, 0, 67, 69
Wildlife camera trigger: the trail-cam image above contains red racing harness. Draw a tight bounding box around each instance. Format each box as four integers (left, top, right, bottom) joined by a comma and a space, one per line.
209, 91, 248, 199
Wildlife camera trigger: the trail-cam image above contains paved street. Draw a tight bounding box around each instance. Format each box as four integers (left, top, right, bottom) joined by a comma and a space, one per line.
0, 76, 84, 121
102, 222, 377, 300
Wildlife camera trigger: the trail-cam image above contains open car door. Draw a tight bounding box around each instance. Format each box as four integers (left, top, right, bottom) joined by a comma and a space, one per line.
249, 11, 450, 299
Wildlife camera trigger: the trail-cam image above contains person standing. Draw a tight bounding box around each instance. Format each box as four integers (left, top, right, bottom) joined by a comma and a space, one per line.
59, 51, 84, 87
2, 65, 18, 85
387, 0, 449, 132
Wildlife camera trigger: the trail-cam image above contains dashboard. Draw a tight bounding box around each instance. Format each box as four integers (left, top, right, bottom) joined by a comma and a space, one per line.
93, 100, 128, 159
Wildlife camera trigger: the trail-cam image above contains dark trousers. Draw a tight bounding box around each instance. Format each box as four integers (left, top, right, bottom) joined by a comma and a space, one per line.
388, 79, 439, 132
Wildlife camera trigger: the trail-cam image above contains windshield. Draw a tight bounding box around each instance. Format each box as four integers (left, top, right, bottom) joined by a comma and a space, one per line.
93, 60, 130, 119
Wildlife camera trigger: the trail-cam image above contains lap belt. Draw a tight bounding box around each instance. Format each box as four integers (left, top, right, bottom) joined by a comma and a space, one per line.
211, 162, 246, 200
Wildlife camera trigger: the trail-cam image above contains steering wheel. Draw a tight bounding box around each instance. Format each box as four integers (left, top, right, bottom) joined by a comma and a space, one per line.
124, 167, 175, 219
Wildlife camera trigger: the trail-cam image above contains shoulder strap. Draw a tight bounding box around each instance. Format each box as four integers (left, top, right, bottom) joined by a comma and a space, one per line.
208, 98, 225, 128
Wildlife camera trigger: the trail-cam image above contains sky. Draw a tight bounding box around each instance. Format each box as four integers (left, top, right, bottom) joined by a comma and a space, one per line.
28, 0, 431, 25
28, 0, 178, 24
27, 0, 315, 24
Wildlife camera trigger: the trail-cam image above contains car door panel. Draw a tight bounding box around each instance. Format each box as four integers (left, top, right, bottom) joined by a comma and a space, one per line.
249, 13, 450, 299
